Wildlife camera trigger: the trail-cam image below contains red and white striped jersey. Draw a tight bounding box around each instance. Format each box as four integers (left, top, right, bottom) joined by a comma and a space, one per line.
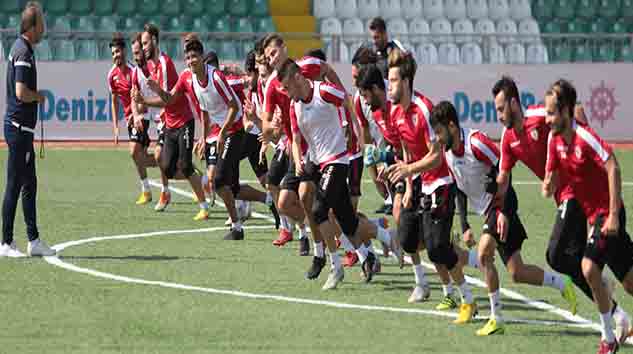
263, 71, 292, 140
131, 65, 158, 121
107, 63, 134, 120
147, 52, 193, 129
354, 90, 384, 147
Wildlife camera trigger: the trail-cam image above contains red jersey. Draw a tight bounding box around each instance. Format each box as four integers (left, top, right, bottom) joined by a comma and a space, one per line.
452, 130, 500, 166
147, 52, 193, 129
372, 101, 400, 148
546, 122, 615, 224
263, 71, 293, 140
391, 91, 453, 194
107, 63, 134, 120
226, 75, 247, 106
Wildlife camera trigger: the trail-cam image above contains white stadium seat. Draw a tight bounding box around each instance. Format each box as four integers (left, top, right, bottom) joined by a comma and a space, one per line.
324, 40, 348, 63
475, 18, 496, 35
339, 41, 350, 63
335, 0, 358, 19
409, 18, 431, 43
445, 0, 467, 20
438, 42, 461, 64
509, 0, 532, 20
320, 17, 343, 36
518, 19, 540, 43
526, 42, 549, 64
488, 0, 510, 20
388, 18, 409, 37
357, 0, 380, 19
314, 0, 336, 18
431, 18, 453, 42
343, 18, 365, 37
401, 0, 424, 19
496, 18, 518, 44
467, 0, 489, 19
416, 42, 439, 64
488, 41, 506, 63
453, 19, 475, 43
423, 0, 444, 20
505, 42, 526, 64
380, 0, 403, 19
461, 42, 483, 64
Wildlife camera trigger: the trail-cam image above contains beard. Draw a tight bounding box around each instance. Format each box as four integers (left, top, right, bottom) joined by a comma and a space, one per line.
444, 133, 454, 151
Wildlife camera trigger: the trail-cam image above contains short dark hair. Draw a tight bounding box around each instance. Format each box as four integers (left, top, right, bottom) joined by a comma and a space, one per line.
369, 17, 387, 32
546, 79, 577, 118
492, 76, 521, 106
245, 50, 256, 73
356, 65, 384, 91
203, 50, 219, 67
305, 48, 326, 61
352, 46, 377, 67
183, 33, 203, 55
430, 101, 460, 130
254, 36, 266, 55
277, 58, 300, 83
109, 32, 126, 49
20, 2, 41, 35
262, 33, 284, 49
143, 23, 160, 44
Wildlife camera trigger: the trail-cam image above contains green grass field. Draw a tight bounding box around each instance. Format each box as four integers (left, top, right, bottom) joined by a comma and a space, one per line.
2, 148, 633, 354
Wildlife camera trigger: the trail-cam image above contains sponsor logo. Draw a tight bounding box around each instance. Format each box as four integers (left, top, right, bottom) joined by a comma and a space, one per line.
586, 81, 618, 128
453, 91, 539, 124
530, 129, 539, 141
39, 90, 120, 122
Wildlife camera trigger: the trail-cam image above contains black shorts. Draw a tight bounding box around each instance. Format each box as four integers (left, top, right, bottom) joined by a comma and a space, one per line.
547, 198, 587, 273
128, 120, 150, 147
397, 177, 423, 254
204, 141, 218, 167
281, 158, 319, 192
483, 208, 528, 265
348, 155, 363, 197
241, 132, 268, 178
584, 208, 633, 282
313, 163, 359, 235
267, 146, 288, 187
214, 130, 245, 196
421, 184, 459, 270
161, 119, 195, 178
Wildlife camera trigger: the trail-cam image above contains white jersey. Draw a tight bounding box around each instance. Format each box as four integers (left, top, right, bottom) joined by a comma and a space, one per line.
191, 64, 242, 127
291, 81, 349, 169
248, 91, 262, 136
445, 128, 499, 215
132, 66, 158, 121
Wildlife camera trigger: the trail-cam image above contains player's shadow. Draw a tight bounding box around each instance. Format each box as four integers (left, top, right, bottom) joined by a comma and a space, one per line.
472, 296, 544, 312
60, 255, 217, 261
518, 328, 596, 338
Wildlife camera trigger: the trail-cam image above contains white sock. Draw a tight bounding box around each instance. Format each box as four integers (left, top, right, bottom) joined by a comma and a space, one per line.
339, 234, 355, 252
376, 227, 391, 244
384, 193, 393, 206
600, 311, 616, 343
199, 202, 209, 210
141, 178, 150, 192
298, 225, 308, 240
161, 185, 169, 193
542, 271, 565, 291
265, 192, 273, 207
232, 221, 243, 232
314, 241, 325, 258
355, 244, 369, 263
467, 249, 479, 269
442, 282, 454, 297
458, 281, 474, 305
489, 291, 503, 322
330, 252, 342, 270
280, 216, 291, 231
413, 264, 427, 286
201, 174, 209, 186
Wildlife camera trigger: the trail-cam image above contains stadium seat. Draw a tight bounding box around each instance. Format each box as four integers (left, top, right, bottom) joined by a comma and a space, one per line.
415, 43, 438, 64
162, 0, 181, 16
35, 39, 54, 61
594, 42, 616, 62
488, 40, 506, 63
453, 19, 474, 43
496, 19, 518, 44
542, 20, 562, 34
1, 40, 6, 61
488, 0, 510, 20
445, 0, 467, 20
211, 17, 232, 32
617, 43, 633, 61
401, 0, 424, 19
219, 41, 237, 61
116, 0, 137, 16
190, 18, 210, 33
76, 39, 98, 60
167, 16, 190, 32
74, 17, 96, 33
430, 18, 452, 42
518, 19, 540, 43
252, 0, 270, 17
575, 0, 596, 19
97, 16, 118, 32
320, 17, 343, 36
314, 0, 336, 18
550, 41, 572, 62
5, 13, 20, 31
475, 18, 496, 37
387, 18, 409, 37
254, 17, 276, 33
531, 0, 552, 20
505, 42, 525, 63
590, 18, 609, 33
121, 16, 143, 33
460, 42, 483, 63
145, 16, 166, 28
51, 16, 72, 36
0, 0, 20, 13
409, 18, 431, 43
182, 0, 205, 16
69, 0, 91, 15
467, 0, 489, 19
45, 0, 68, 15
54, 39, 76, 61
565, 18, 588, 33
622, 0, 633, 18
438, 42, 460, 64
572, 42, 593, 62
509, 0, 532, 20
227, 0, 250, 17
235, 17, 254, 33
94, 0, 113, 15
97, 40, 112, 60
0, 13, 6, 29
423, 0, 444, 20
357, 0, 380, 19
610, 19, 628, 33
335, 0, 358, 19
380, 0, 402, 19
138, 0, 160, 16
598, 0, 621, 18
555, 0, 576, 20
339, 41, 350, 62
343, 18, 365, 39
526, 42, 549, 63
206, 0, 227, 17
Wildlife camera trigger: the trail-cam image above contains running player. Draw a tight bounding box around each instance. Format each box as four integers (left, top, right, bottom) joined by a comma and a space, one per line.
430, 100, 577, 336
107, 33, 156, 205
544, 79, 633, 354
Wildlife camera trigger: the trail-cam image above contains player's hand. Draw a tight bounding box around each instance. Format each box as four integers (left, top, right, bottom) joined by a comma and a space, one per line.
113, 126, 119, 145
147, 79, 160, 93
244, 99, 255, 116
376, 165, 386, 183
131, 86, 143, 104
496, 212, 509, 243
216, 135, 225, 160
386, 162, 411, 184
259, 144, 268, 165
272, 108, 282, 129
402, 187, 413, 209
134, 117, 144, 132
463, 229, 476, 249
602, 212, 620, 237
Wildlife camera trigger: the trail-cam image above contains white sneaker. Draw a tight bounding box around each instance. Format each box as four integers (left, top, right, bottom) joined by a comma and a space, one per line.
408, 285, 431, 303
0, 241, 26, 258
27, 239, 56, 257
614, 305, 632, 345
322, 267, 345, 290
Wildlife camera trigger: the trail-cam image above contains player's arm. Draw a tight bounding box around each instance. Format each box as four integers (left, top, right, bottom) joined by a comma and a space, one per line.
143, 79, 182, 107
542, 131, 559, 199
386, 139, 442, 183
16, 82, 44, 103
290, 106, 304, 176
15, 53, 43, 103
603, 154, 622, 235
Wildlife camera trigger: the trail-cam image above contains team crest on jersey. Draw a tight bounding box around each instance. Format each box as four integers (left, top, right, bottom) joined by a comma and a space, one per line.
575, 146, 582, 159
530, 129, 539, 141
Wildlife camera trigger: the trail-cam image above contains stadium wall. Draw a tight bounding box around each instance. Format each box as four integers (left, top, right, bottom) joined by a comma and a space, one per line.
0, 62, 630, 142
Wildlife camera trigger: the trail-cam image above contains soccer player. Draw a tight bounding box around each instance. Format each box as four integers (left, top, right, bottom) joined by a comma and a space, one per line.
543, 79, 633, 354
108, 33, 157, 205
365, 17, 398, 78
384, 49, 476, 322
430, 100, 576, 336
132, 26, 208, 221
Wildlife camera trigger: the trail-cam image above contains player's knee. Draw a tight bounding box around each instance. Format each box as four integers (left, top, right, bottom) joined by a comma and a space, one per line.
478, 251, 494, 268
581, 258, 601, 285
